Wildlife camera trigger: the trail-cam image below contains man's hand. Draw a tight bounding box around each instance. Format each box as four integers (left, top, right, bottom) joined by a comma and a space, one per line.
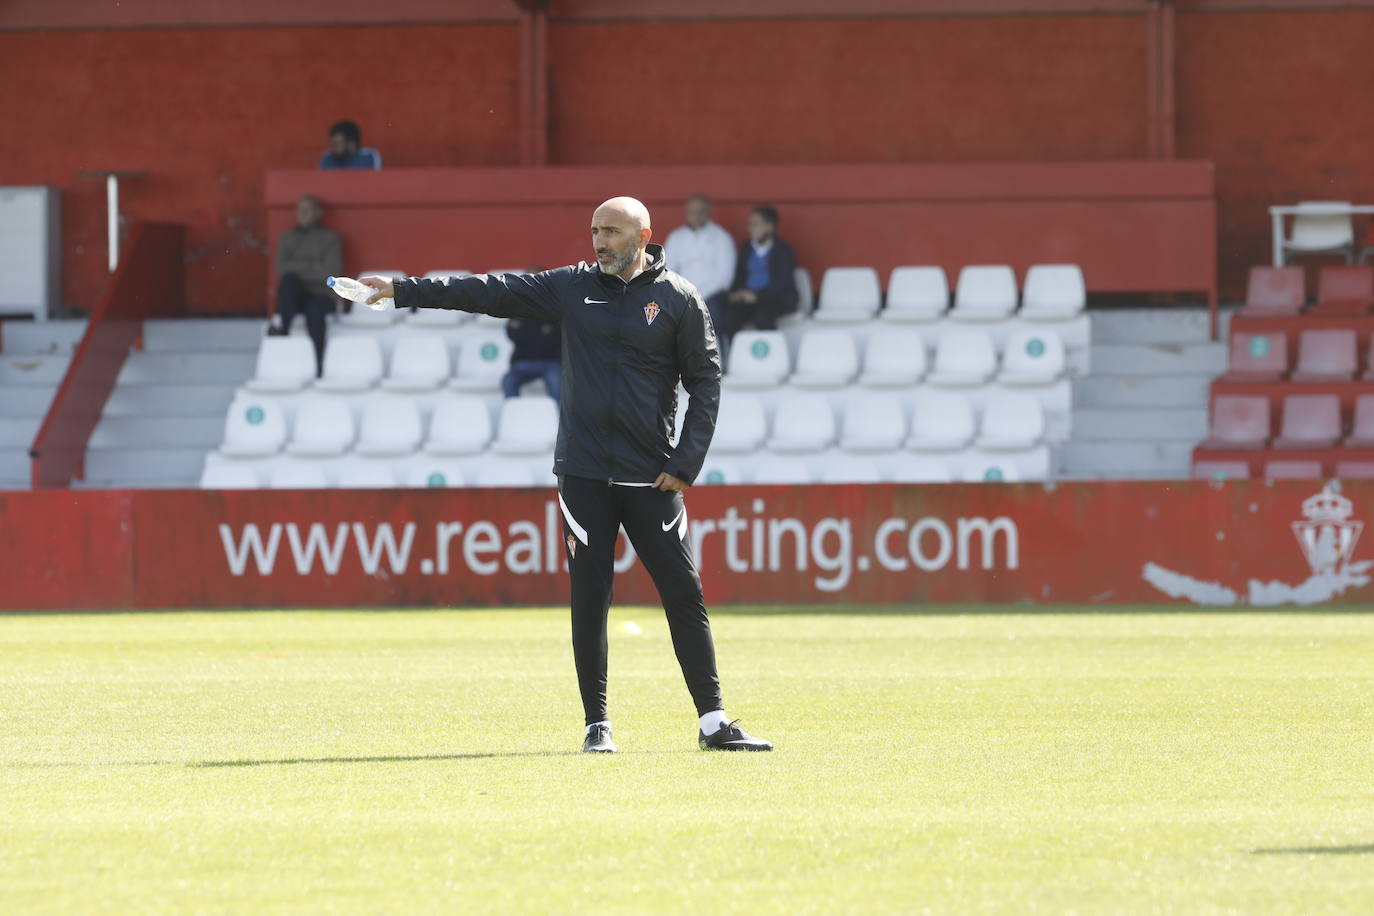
653, 472, 688, 491
359, 276, 396, 306
728, 289, 757, 305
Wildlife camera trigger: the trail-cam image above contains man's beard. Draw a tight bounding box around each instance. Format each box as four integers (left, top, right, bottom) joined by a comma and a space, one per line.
601, 244, 639, 276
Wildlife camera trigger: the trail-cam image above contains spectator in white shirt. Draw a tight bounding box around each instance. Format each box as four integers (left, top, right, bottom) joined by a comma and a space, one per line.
664, 194, 735, 358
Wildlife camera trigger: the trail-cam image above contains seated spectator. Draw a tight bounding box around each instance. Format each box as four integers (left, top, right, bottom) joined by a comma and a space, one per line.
268, 194, 340, 377
502, 309, 562, 400
726, 205, 799, 339
665, 194, 735, 352
318, 120, 382, 170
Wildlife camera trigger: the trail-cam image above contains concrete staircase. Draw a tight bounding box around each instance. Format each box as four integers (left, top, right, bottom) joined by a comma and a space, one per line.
0, 321, 86, 490
1056, 307, 1230, 480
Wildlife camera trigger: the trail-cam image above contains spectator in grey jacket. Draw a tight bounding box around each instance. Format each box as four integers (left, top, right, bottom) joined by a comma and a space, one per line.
268, 194, 341, 376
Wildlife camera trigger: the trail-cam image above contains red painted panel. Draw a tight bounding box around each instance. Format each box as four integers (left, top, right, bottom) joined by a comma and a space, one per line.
0, 0, 517, 29
0, 491, 134, 610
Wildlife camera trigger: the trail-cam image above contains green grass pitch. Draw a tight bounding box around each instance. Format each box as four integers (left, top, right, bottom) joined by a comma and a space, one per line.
3, 607, 1373, 913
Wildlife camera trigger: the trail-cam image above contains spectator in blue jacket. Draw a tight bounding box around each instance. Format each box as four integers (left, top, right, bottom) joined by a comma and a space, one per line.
502, 313, 562, 400
725, 205, 799, 340
319, 120, 383, 170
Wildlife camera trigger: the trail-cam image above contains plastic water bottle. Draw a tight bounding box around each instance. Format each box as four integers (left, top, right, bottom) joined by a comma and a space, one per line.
327, 276, 393, 311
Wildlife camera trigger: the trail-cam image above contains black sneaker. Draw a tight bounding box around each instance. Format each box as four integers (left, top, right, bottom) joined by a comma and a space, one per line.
699, 720, 772, 752
582, 723, 616, 754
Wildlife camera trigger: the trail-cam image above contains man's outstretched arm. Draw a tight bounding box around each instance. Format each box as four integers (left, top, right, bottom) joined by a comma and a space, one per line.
361, 270, 566, 323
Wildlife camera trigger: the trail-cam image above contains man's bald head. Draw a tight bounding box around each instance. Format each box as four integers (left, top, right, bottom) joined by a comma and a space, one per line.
590, 196, 654, 279
594, 196, 652, 233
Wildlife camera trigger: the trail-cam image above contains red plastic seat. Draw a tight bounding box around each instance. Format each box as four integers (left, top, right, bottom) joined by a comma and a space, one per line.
1201, 395, 1271, 449
1291, 328, 1358, 382
1240, 266, 1305, 316
1263, 459, 1324, 479
1335, 460, 1374, 479
1192, 459, 1250, 480
1362, 336, 1374, 382
1343, 394, 1374, 448
1222, 331, 1288, 382
1310, 266, 1374, 315
1272, 393, 1341, 449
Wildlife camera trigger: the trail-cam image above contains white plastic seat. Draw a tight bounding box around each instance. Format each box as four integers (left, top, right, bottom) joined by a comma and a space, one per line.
218, 398, 287, 457
817, 458, 882, 483
1020, 265, 1085, 320
927, 328, 997, 387
712, 396, 768, 454
450, 330, 514, 392
407, 460, 465, 488
840, 396, 907, 453
976, 392, 1045, 450
795, 267, 814, 316
491, 397, 559, 455
269, 463, 329, 489
199, 463, 260, 489
245, 337, 315, 394
882, 267, 948, 323
813, 267, 881, 323
355, 397, 424, 457
285, 396, 355, 457
952, 265, 1018, 321
790, 331, 860, 389
472, 463, 536, 487
998, 329, 1066, 385
1283, 202, 1354, 263
957, 458, 1023, 483
858, 330, 927, 388
315, 335, 384, 392
751, 459, 812, 484
425, 394, 493, 456
905, 392, 976, 452
889, 458, 952, 483
335, 459, 397, 488
383, 336, 452, 392
767, 395, 836, 453
722, 331, 790, 390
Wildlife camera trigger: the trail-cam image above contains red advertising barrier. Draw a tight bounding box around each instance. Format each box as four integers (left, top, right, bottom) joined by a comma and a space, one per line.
3, 480, 1371, 611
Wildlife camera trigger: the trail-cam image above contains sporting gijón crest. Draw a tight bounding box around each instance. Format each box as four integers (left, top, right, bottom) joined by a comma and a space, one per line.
643, 302, 660, 325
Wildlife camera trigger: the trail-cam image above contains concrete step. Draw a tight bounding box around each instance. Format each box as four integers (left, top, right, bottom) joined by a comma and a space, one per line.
1, 320, 87, 355
1072, 408, 1208, 442
116, 351, 256, 385
0, 416, 40, 448
103, 383, 237, 417
1073, 375, 1212, 408
0, 384, 57, 417
83, 447, 205, 486
1055, 440, 1195, 477
0, 448, 29, 488
89, 416, 224, 449
1089, 342, 1225, 376
1090, 307, 1234, 345
142, 318, 266, 353
0, 353, 70, 385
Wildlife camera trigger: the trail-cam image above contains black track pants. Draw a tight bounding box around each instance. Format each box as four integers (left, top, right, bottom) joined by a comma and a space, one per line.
557, 474, 723, 725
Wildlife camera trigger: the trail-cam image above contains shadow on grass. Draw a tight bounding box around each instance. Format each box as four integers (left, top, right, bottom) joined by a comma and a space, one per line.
1251, 844, 1374, 855
188, 751, 580, 768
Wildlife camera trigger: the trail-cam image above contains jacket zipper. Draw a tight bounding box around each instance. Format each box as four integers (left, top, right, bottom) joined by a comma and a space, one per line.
605, 276, 626, 486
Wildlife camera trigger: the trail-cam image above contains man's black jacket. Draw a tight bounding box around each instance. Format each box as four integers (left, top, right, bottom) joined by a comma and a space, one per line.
394, 244, 720, 485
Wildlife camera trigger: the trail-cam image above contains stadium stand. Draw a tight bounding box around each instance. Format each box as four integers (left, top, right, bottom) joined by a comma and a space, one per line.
0, 322, 85, 489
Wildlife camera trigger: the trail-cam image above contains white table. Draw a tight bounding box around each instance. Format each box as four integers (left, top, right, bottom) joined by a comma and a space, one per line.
1269, 203, 1374, 267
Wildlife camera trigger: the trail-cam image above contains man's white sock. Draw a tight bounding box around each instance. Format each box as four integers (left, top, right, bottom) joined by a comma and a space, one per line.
586, 720, 610, 735
699, 710, 729, 735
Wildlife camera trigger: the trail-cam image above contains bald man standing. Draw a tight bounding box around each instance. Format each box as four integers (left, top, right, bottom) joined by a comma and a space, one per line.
361, 198, 771, 754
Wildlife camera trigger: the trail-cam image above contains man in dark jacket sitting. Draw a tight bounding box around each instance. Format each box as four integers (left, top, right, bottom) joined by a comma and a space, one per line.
501, 315, 562, 400
725, 204, 799, 340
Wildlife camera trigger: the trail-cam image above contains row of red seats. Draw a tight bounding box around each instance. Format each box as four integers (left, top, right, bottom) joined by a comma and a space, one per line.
1226, 328, 1374, 382
1201, 392, 1374, 449
1243, 265, 1374, 317
1194, 456, 1374, 480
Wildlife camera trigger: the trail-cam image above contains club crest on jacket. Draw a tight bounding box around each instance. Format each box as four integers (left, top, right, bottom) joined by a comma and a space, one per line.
566, 534, 577, 559
643, 302, 660, 325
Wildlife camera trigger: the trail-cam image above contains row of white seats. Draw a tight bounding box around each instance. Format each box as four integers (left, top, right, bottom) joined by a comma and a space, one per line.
248, 333, 513, 394
201, 456, 550, 490
806, 263, 1084, 325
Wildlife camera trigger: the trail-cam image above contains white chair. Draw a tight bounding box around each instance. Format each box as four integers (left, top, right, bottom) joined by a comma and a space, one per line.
218, 398, 287, 457
1283, 202, 1354, 264
1020, 265, 1085, 320
315, 335, 384, 392
450, 330, 514, 392
722, 331, 790, 390
286, 396, 355, 457
383, 336, 452, 392
407, 460, 466, 488
817, 458, 882, 483
998, 329, 1066, 386
751, 459, 813, 484
269, 463, 330, 489
336, 459, 397, 488
472, 463, 536, 487
882, 267, 948, 323
858, 330, 927, 388
245, 337, 315, 394
355, 397, 424, 457
889, 458, 952, 484
200, 463, 260, 489
425, 394, 493, 456
906, 392, 976, 452
712, 395, 768, 454
767, 395, 836, 454
697, 459, 748, 485
790, 331, 859, 389
952, 265, 1018, 321
976, 392, 1045, 450
491, 397, 559, 455
840, 396, 907, 453
813, 267, 881, 323
927, 329, 997, 387
958, 458, 1022, 483
794, 267, 814, 316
